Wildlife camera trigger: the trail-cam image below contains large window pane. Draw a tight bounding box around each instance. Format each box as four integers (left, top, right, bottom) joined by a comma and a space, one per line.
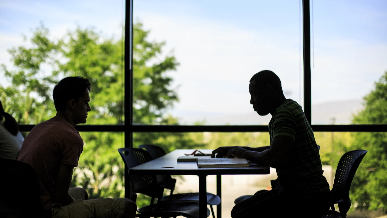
0, 0, 124, 125
314, 132, 385, 215
312, 1, 387, 124
76, 132, 125, 198
134, 0, 301, 125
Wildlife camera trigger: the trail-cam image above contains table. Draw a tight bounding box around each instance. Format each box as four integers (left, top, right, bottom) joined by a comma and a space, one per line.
129, 149, 270, 218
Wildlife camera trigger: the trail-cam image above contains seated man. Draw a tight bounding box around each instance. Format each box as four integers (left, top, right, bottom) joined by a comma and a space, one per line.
0, 100, 24, 160
17, 77, 136, 218
212, 70, 331, 218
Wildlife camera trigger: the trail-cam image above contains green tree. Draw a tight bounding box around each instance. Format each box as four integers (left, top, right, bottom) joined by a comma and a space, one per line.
346, 71, 387, 211
1, 25, 58, 124
133, 22, 179, 124
314, 132, 353, 166
0, 22, 205, 202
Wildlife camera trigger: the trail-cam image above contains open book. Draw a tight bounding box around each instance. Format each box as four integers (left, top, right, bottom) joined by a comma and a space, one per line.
197, 158, 249, 168
177, 155, 212, 162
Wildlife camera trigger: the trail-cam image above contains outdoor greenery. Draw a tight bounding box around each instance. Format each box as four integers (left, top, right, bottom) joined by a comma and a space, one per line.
0, 23, 205, 206
1, 21, 386, 213
344, 71, 387, 211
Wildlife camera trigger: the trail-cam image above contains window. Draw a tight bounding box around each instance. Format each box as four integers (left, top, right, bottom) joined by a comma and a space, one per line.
312, 0, 387, 125
3, 0, 386, 212
0, 0, 125, 125
134, 0, 301, 125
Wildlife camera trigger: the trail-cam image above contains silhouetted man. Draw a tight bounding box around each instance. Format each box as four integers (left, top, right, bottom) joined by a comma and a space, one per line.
212, 70, 331, 218
18, 77, 136, 218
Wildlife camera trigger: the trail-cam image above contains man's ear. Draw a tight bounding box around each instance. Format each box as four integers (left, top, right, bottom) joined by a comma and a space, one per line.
67, 99, 75, 110
265, 84, 274, 94
265, 84, 279, 98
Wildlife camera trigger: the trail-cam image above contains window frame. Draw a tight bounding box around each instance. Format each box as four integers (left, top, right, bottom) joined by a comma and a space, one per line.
17, 0, 387, 199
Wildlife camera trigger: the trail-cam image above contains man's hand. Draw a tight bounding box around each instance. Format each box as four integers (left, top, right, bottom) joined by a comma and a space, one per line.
227, 147, 248, 158
211, 146, 235, 158
52, 164, 75, 206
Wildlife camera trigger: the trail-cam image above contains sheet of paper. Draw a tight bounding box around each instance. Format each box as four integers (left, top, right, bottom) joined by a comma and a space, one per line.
197, 158, 249, 168
177, 155, 212, 162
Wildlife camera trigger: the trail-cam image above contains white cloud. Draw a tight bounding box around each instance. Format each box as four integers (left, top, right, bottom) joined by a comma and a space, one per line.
0, 33, 27, 70
134, 9, 387, 124
312, 38, 387, 103
138, 13, 303, 114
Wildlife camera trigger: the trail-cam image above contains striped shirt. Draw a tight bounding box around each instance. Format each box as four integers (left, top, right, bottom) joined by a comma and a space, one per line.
269, 99, 329, 194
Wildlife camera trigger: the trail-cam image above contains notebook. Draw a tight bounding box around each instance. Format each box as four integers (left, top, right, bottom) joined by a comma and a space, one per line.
177, 155, 212, 162
197, 158, 249, 168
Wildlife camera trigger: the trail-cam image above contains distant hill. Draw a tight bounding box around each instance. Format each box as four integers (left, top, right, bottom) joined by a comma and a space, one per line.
175, 99, 364, 125
311, 99, 364, 124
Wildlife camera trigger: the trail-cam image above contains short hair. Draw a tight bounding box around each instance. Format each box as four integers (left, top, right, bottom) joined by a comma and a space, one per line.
250, 70, 283, 93
53, 76, 91, 111
0, 100, 19, 135
0, 100, 4, 121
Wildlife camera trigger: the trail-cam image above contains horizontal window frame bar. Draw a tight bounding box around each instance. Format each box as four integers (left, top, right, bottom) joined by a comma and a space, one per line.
19, 124, 387, 132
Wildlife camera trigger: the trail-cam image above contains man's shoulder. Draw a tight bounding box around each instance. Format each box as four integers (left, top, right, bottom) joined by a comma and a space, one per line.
281, 99, 301, 110
273, 99, 297, 117
34, 116, 77, 132
28, 116, 81, 142
275, 99, 304, 117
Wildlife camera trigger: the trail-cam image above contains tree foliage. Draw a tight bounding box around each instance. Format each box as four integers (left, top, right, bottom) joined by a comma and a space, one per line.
346, 71, 387, 211
1, 25, 58, 124
0, 22, 204, 202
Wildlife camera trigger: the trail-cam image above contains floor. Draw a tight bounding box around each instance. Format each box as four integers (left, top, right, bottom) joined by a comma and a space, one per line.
175, 166, 334, 218
173, 166, 387, 218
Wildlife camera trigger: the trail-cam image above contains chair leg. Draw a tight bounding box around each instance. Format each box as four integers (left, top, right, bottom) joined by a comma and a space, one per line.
210, 205, 215, 218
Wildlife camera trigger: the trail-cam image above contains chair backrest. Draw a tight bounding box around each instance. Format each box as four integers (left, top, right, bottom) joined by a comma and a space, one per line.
331, 150, 367, 216
139, 144, 166, 159
138, 145, 177, 193
117, 148, 164, 200
0, 158, 46, 218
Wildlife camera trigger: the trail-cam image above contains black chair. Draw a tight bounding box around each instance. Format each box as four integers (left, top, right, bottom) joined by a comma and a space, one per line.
138, 144, 177, 194
139, 144, 221, 217
233, 179, 278, 205
233, 149, 367, 218
0, 158, 49, 218
321, 149, 368, 218
118, 148, 210, 218
234, 145, 322, 205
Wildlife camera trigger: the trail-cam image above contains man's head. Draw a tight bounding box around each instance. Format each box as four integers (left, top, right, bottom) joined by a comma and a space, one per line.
249, 70, 285, 116
53, 77, 91, 125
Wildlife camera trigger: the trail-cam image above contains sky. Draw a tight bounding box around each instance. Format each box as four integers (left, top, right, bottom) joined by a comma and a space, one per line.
1, 0, 387, 125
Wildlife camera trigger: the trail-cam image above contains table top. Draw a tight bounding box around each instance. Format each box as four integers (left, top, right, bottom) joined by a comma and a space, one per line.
129, 149, 270, 175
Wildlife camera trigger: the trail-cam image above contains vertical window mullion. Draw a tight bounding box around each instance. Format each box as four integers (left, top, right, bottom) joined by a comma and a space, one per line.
125, 0, 134, 199
303, 0, 312, 123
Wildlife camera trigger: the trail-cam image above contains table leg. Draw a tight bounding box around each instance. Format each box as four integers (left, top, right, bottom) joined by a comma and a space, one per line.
217, 174, 222, 218
199, 175, 208, 218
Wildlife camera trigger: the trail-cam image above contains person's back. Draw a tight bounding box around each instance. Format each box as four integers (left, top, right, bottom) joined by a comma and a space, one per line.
17, 116, 83, 210
270, 99, 329, 194
0, 100, 24, 160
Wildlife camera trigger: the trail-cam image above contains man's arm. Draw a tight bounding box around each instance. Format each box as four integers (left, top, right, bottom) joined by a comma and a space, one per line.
245, 146, 271, 152
211, 146, 270, 158
52, 164, 75, 206
227, 135, 294, 168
